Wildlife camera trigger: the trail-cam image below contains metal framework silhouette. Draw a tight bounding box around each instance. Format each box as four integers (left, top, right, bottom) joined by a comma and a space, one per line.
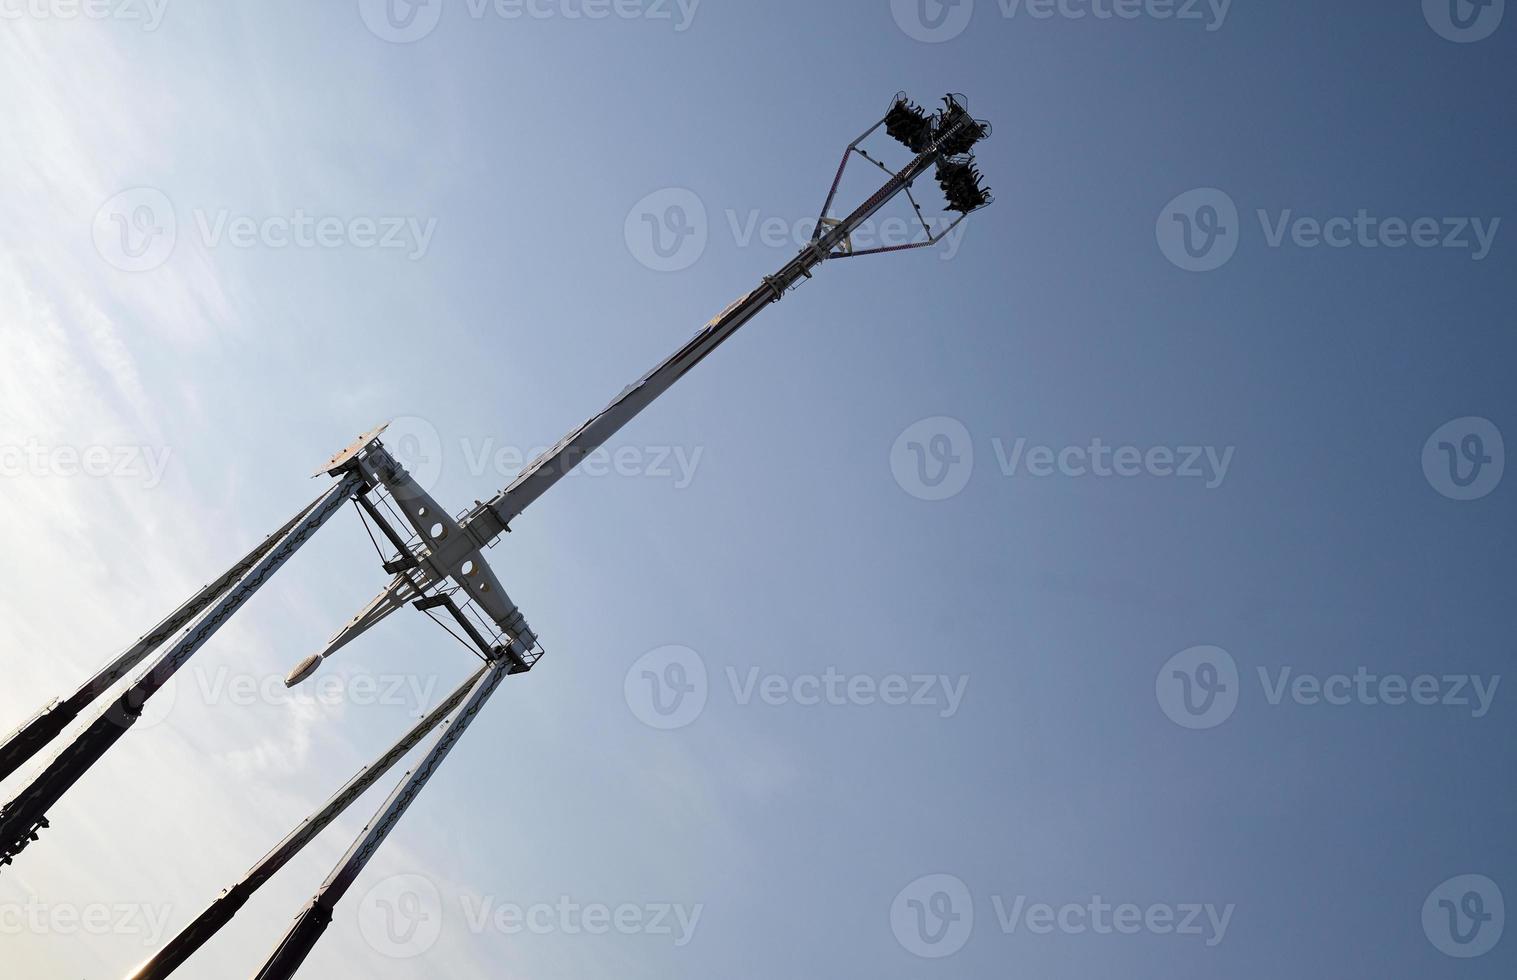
0, 92, 992, 979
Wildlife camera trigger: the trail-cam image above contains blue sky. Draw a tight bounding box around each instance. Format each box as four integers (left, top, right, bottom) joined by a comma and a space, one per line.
0, 1, 1513, 977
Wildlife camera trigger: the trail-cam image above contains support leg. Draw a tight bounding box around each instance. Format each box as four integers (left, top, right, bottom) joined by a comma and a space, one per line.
252, 659, 510, 980
0, 473, 362, 868
127, 661, 488, 980
0, 491, 328, 784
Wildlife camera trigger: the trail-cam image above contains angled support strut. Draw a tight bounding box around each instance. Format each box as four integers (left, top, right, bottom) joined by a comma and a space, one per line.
0, 473, 362, 868
252, 658, 512, 980
126, 661, 490, 980
0, 491, 329, 784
